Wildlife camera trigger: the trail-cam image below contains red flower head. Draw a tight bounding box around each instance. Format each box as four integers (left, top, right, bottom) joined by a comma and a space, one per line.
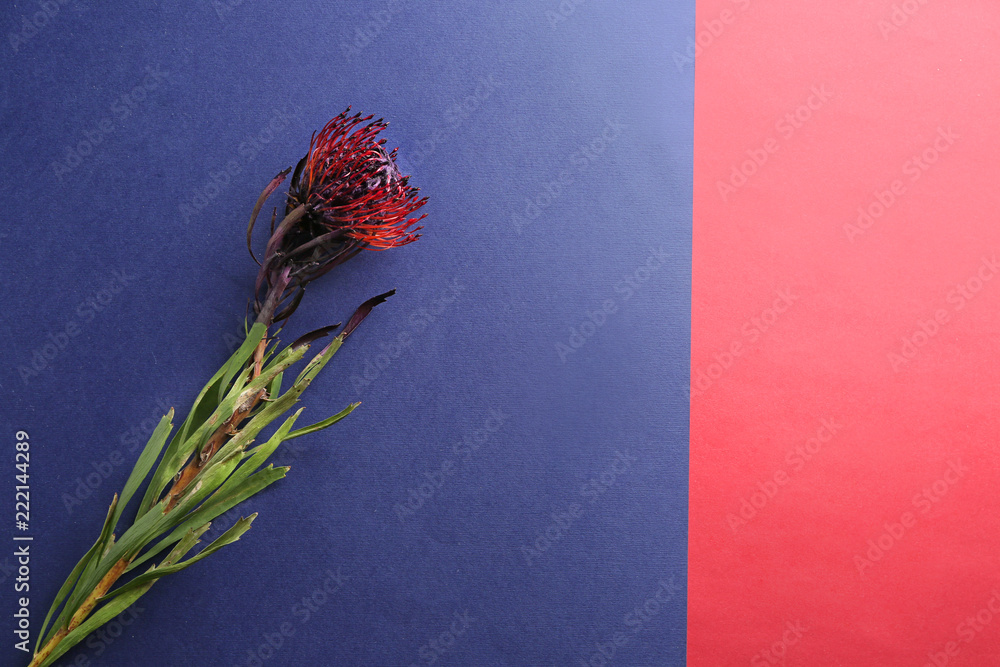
248, 108, 427, 325
287, 109, 427, 250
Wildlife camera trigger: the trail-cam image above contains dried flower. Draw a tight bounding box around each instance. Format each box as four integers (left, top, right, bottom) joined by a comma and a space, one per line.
29, 110, 427, 667
250, 108, 427, 325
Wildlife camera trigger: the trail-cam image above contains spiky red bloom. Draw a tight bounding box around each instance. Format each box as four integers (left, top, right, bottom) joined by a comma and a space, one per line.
248, 109, 427, 325
288, 108, 427, 250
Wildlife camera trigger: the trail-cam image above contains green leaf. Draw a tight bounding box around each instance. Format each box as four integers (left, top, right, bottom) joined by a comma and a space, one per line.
101, 515, 257, 604
268, 370, 283, 404
227, 409, 303, 488
242, 342, 308, 399
162, 442, 249, 529
260, 337, 300, 374
207, 388, 301, 469
126, 465, 288, 574
122, 410, 174, 525
33, 316, 361, 665
179, 343, 308, 471
126, 406, 310, 572
63, 495, 119, 626
284, 402, 359, 441
35, 505, 114, 652
35, 524, 212, 667
294, 335, 344, 385
217, 321, 260, 404
38, 321, 353, 664
149, 336, 324, 514
154, 365, 252, 490
140, 380, 231, 514
209, 337, 347, 468
140, 324, 267, 514
89, 447, 241, 598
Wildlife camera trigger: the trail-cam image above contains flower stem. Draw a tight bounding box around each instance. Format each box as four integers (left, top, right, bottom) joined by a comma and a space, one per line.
30, 326, 275, 665
27, 558, 129, 667
27, 630, 65, 667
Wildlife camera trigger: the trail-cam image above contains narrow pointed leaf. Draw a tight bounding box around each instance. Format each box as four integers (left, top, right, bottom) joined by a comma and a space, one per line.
248, 168, 291, 266
294, 335, 343, 386
226, 409, 303, 489
63, 495, 119, 624
162, 450, 245, 531
141, 324, 266, 513
130, 406, 305, 571
342, 289, 394, 338
217, 322, 265, 404
268, 371, 283, 404
208, 385, 303, 466
127, 465, 288, 573
121, 410, 173, 525
168, 366, 252, 470
101, 515, 257, 604
290, 323, 341, 350
35, 524, 211, 667
284, 402, 359, 440
35, 514, 111, 652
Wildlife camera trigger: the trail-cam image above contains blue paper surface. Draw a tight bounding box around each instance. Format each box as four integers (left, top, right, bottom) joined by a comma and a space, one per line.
0, 2, 692, 665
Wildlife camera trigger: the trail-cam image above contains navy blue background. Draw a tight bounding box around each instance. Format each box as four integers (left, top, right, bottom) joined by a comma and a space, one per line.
0, 2, 692, 665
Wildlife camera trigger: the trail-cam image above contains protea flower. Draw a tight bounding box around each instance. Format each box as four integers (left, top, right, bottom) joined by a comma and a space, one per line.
27, 110, 428, 667
250, 108, 428, 326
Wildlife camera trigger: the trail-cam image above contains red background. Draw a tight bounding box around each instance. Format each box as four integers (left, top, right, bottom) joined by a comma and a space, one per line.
690, 0, 1000, 664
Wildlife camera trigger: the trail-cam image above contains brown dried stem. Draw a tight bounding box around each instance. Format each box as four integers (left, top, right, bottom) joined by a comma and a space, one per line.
162, 335, 269, 512
27, 559, 129, 667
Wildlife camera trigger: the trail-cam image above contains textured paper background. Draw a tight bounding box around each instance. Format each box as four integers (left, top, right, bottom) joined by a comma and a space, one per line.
0, 2, 691, 665
690, 1, 1000, 665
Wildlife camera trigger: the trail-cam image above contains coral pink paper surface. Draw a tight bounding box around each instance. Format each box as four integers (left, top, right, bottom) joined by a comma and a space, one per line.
689, 1, 1000, 665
